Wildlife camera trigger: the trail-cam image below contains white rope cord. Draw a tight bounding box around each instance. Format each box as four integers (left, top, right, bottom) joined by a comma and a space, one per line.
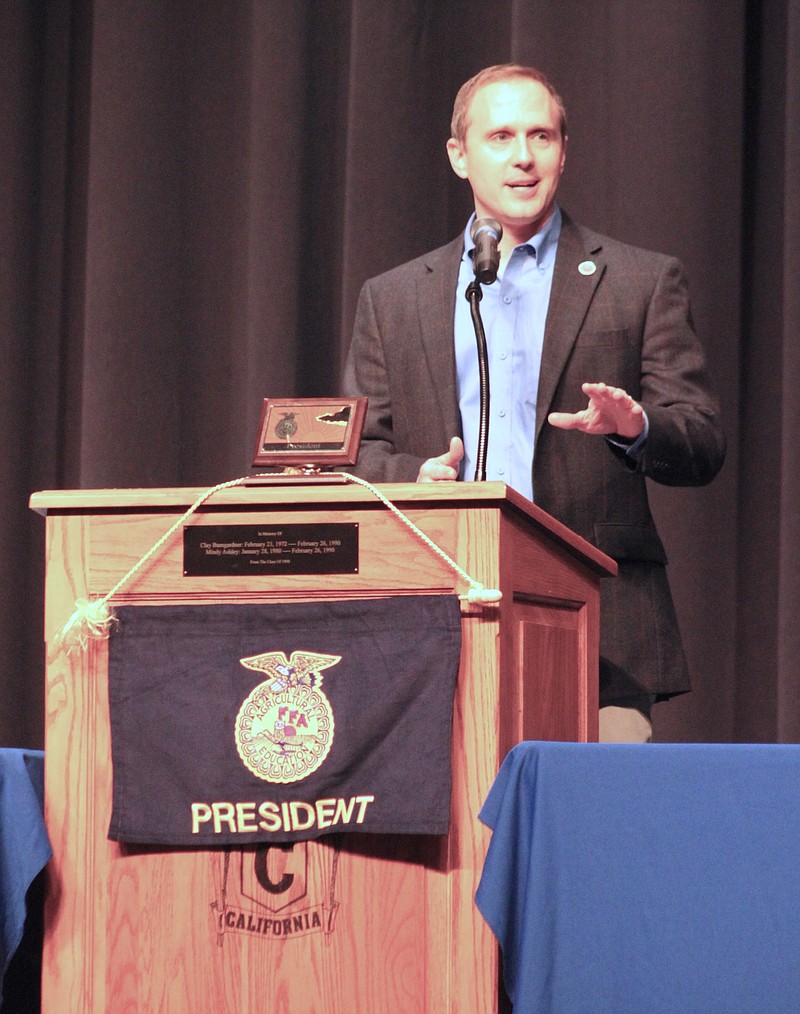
54, 476, 256, 651
55, 472, 501, 652
336, 473, 501, 605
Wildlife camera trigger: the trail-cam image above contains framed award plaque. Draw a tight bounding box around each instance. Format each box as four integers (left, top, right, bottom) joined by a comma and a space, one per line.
252, 397, 367, 469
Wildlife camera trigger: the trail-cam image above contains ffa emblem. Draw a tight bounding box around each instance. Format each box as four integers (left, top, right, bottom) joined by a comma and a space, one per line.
235, 651, 339, 784
274, 412, 298, 440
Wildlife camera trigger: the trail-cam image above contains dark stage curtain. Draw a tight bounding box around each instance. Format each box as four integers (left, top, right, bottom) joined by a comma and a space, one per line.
2, 0, 798, 747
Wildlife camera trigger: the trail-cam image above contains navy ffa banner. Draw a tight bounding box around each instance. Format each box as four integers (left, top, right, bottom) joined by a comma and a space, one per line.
107, 597, 461, 846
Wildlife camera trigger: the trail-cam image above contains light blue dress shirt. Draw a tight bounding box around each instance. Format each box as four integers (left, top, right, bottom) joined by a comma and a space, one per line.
455, 207, 562, 502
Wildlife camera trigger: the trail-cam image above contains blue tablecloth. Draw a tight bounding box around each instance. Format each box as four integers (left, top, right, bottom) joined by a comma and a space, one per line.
477, 742, 800, 1014
0, 749, 50, 1006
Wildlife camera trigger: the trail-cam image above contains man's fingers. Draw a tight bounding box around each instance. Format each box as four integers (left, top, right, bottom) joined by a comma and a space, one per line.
417, 436, 464, 482
548, 410, 586, 431
444, 436, 465, 467
549, 383, 645, 438
583, 382, 640, 413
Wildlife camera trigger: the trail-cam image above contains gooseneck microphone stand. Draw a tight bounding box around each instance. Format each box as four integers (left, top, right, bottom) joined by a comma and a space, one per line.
466, 216, 502, 482
466, 279, 491, 481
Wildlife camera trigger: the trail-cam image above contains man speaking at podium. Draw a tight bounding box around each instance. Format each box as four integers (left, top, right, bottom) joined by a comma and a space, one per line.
343, 64, 724, 742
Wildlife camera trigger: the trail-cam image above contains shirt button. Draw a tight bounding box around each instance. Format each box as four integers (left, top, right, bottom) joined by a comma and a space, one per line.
503, 296, 512, 304
500, 351, 508, 360
499, 409, 506, 417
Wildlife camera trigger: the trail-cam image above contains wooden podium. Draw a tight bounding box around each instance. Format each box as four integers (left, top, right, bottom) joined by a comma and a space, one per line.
30, 480, 615, 1013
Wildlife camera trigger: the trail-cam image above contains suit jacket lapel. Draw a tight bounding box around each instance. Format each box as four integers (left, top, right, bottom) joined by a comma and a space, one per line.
416, 235, 464, 441
535, 214, 605, 445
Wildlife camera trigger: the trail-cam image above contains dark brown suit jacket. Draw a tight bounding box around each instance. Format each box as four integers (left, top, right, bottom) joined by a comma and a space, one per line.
343, 212, 725, 703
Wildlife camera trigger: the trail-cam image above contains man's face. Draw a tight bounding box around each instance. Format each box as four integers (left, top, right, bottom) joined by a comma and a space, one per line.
447, 77, 567, 241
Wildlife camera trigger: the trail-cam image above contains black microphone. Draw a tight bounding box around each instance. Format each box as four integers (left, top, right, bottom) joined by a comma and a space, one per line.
470, 217, 503, 284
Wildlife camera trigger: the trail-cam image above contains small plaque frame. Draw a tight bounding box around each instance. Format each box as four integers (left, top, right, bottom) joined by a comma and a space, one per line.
252, 397, 367, 468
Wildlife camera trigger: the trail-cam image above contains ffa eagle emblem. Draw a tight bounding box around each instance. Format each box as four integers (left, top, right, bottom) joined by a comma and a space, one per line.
235, 651, 339, 784
274, 412, 298, 441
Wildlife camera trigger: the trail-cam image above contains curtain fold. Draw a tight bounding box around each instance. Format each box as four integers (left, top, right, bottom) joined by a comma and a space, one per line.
736, 0, 800, 741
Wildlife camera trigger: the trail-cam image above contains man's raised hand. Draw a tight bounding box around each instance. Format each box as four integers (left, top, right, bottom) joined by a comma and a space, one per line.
548, 382, 645, 439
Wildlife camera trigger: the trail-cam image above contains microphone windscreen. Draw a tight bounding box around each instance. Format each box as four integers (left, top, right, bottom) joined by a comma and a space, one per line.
471, 217, 503, 284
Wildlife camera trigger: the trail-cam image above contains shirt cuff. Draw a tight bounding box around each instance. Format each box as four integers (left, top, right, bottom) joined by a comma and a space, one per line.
605, 410, 649, 462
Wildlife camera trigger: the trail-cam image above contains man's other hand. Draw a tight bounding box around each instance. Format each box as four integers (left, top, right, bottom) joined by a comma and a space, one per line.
417, 437, 464, 482
548, 382, 645, 439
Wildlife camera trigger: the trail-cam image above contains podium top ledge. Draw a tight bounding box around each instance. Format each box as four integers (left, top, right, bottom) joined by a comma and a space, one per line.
29, 480, 616, 577
29, 479, 533, 514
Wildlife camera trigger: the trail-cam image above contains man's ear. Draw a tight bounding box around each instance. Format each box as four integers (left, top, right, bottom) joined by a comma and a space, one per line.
446, 137, 468, 179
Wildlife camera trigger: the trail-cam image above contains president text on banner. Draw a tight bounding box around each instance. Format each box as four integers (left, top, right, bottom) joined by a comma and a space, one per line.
107, 597, 461, 845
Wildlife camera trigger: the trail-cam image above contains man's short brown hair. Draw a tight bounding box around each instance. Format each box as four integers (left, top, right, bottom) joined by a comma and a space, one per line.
450, 64, 568, 144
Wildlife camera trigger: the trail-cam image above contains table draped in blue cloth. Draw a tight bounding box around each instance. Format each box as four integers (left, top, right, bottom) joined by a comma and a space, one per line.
0, 749, 51, 1006
476, 741, 800, 1014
